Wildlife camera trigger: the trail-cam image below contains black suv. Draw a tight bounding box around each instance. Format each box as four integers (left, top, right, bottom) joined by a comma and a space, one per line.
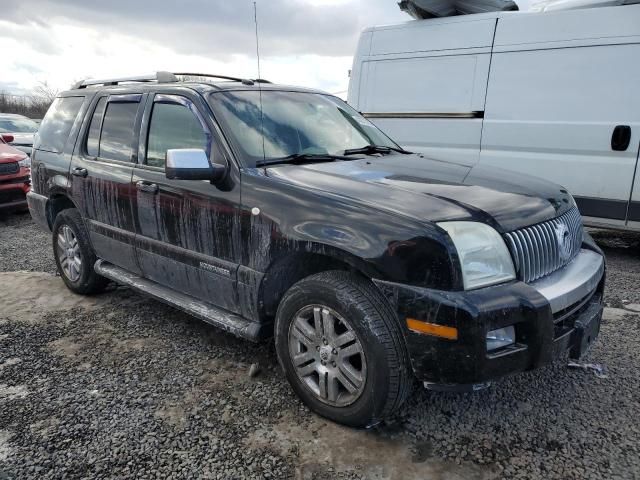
28, 72, 605, 427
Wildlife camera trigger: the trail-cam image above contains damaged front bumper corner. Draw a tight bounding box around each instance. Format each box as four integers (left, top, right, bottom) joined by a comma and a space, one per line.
373, 247, 605, 388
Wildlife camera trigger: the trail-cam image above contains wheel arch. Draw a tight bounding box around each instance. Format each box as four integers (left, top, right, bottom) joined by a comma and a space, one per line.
258, 245, 383, 322
46, 193, 80, 230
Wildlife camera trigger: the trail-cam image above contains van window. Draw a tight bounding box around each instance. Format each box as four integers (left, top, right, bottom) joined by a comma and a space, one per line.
37, 96, 84, 153
86, 97, 107, 157
99, 101, 139, 162
146, 102, 207, 168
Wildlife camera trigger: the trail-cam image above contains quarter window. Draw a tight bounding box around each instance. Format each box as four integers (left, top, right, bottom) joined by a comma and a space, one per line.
37, 96, 84, 153
146, 102, 208, 168
99, 101, 139, 162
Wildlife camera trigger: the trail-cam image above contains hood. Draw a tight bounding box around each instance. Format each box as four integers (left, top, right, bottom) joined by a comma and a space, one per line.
0, 143, 27, 164
8, 132, 35, 146
264, 154, 574, 232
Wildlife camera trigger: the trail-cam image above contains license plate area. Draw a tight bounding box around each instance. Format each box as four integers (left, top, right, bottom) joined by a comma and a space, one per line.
569, 300, 603, 359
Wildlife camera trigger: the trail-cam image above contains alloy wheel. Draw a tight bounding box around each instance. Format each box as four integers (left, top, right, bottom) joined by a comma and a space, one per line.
56, 225, 82, 282
288, 305, 367, 407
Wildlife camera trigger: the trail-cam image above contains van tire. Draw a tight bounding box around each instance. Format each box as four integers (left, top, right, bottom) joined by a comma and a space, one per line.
274, 270, 411, 428
52, 209, 109, 295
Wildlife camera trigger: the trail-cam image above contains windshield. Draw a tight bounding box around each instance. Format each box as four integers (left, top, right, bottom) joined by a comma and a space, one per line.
208, 90, 398, 166
0, 117, 39, 134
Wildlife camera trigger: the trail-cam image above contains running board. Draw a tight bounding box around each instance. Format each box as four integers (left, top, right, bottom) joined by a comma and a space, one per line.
94, 260, 268, 342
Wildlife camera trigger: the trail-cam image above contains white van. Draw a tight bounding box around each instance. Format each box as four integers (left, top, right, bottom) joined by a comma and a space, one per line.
348, 4, 640, 231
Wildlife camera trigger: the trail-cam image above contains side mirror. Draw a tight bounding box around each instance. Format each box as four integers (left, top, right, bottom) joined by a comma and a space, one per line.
1, 134, 14, 143
165, 149, 226, 182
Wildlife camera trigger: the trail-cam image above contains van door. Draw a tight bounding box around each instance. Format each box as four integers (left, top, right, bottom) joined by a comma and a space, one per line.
131, 91, 242, 313
70, 93, 145, 274
626, 146, 640, 229
480, 6, 640, 227
348, 16, 497, 167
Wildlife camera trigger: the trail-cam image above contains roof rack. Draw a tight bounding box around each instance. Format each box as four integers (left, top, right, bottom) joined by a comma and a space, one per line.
73, 71, 178, 89
72, 71, 272, 90
174, 73, 272, 85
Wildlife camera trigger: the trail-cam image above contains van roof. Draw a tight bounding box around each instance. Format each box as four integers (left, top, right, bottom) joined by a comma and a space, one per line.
363, 2, 636, 32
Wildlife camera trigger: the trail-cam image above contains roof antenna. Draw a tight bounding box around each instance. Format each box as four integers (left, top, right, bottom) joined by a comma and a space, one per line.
253, 1, 262, 80
253, 1, 266, 164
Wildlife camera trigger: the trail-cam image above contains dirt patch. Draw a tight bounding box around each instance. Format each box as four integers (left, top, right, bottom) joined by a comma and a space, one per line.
0, 384, 28, 402
247, 413, 496, 480
0, 430, 11, 462
0, 358, 20, 370
0, 271, 142, 324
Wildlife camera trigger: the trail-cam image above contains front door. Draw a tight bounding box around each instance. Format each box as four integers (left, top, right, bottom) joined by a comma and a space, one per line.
70, 93, 145, 274
131, 91, 242, 312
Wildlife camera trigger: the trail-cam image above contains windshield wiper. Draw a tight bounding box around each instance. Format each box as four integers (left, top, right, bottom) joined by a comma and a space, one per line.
256, 153, 352, 167
343, 145, 412, 156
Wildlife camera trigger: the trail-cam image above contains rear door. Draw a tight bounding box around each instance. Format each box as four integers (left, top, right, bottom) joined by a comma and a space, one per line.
131, 90, 242, 313
70, 93, 146, 273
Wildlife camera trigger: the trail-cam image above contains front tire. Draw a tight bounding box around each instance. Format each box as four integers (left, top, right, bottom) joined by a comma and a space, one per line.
52, 209, 108, 295
274, 271, 411, 427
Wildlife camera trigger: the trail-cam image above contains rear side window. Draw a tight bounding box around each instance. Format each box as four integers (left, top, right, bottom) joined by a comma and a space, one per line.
37, 96, 84, 153
86, 97, 107, 157
146, 102, 208, 168
99, 102, 139, 162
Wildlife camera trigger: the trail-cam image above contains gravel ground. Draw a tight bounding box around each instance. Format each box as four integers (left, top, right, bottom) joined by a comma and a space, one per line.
0, 212, 56, 274
1, 213, 640, 479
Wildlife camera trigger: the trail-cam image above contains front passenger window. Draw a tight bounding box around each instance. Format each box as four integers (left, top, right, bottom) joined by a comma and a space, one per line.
146, 102, 208, 168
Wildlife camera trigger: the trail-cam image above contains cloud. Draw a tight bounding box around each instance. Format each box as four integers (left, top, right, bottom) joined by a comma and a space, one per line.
1, 0, 532, 96
2, 0, 405, 57
1, 0, 407, 95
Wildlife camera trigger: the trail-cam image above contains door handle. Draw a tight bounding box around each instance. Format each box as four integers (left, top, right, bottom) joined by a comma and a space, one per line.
71, 167, 88, 178
135, 180, 159, 194
612, 125, 631, 151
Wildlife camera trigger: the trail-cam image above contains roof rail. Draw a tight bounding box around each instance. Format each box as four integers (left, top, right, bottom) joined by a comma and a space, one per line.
73, 71, 178, 89
71, 71, 272, 90
174, 73, 267, 85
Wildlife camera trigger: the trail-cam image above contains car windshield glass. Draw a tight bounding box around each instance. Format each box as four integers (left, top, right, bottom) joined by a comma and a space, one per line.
208, 90, 399, 166
0, 117, 39, 133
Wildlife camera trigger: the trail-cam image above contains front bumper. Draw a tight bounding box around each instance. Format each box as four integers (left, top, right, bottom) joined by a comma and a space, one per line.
374, 246, 605, 386
0, 168, 31, 212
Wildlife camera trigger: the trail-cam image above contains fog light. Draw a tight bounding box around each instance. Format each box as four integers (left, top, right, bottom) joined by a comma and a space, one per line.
486, 326, 515, 351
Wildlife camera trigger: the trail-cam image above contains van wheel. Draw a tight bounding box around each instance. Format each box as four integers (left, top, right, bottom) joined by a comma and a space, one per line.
274, 271, 410, 427
52, 209, 108, 295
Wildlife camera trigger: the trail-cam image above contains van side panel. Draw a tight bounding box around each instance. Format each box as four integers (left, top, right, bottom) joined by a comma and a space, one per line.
628, 145, 640, 225
347, 30, 372, 107
481, 6, 640, 223
349, 17, 497, 167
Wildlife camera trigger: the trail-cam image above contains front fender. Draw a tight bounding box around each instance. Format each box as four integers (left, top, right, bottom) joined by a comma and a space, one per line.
240, 171, 461, 289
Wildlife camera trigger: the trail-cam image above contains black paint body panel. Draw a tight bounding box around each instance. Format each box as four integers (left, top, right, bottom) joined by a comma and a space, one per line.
29, 82, 607, 387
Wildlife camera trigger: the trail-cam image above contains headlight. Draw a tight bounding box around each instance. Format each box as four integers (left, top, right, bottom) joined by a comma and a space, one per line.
438, 221, 515, 290
18, 157, 31, 168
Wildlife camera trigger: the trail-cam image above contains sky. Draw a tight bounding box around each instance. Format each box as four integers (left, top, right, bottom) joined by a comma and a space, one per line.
2, 0, 534, 98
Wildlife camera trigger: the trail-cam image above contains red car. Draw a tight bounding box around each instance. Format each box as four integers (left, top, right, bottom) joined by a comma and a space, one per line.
0, 134, 31, 213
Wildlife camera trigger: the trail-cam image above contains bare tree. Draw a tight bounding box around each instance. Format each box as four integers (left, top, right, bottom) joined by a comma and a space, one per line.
0, 81, 59, 119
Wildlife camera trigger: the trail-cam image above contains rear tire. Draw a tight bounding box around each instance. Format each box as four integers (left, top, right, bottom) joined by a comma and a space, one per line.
52, 209, 109, 295
274, 270, 411, 427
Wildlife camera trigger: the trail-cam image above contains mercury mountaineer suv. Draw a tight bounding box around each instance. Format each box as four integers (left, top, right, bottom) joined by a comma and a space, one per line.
27, 72, 605, 427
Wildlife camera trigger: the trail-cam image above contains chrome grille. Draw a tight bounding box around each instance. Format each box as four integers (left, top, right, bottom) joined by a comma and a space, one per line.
0, 162, 19, 175
504, 207, 583, 283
